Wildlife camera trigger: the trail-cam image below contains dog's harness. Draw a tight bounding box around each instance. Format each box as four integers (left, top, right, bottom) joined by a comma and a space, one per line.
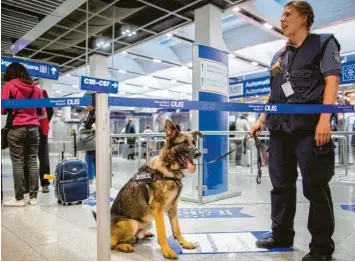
207, 133, 263, 184
133, 165, 183, 204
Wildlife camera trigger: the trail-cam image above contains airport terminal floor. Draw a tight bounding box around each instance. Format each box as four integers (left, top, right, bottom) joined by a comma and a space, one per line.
2, 0, 355, 261
2, 154, 355, 261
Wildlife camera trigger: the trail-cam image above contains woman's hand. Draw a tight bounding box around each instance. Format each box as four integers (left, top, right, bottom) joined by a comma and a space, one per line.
315, 118, 331, 147
250, 121, 264, 136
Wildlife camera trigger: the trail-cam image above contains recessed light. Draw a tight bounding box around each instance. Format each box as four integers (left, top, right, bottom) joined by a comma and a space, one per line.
153, 59, 162, 63
263, 23, 273, 29
233, 7, 241, 12
251, 61, 259, 66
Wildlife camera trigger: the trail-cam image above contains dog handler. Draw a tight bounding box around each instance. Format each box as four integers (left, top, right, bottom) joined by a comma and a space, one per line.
250, 1, 341, 261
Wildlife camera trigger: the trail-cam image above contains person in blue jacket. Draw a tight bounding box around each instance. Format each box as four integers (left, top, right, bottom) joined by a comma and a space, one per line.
250, 1, 341, 261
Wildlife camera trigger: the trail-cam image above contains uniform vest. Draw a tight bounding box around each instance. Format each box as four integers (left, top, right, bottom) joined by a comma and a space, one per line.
265, 33, 340, 133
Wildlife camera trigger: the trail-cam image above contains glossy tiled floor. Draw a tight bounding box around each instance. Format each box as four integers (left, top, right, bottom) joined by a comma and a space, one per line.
1, 156, 355, 261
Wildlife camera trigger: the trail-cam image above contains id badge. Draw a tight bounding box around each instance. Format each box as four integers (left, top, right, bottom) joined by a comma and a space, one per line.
281, 81, 294, 98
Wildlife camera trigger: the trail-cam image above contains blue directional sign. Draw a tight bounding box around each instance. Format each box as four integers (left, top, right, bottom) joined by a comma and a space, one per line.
1, 56, 60, 80
342, 61, 355, 84
230, 76, 271, 98
80, 76, 119, 94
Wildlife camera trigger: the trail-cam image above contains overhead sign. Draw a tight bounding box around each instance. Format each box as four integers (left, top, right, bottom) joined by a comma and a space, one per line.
342, 61, 355, 84
1, 56, 60, 80
230, 76, 271, 98
177, 207, 252, 219
167, 231, 294, 255
81, 76, 119, 94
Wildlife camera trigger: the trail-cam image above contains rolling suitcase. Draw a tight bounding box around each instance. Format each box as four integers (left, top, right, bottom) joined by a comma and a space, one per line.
54, 132, 89, 205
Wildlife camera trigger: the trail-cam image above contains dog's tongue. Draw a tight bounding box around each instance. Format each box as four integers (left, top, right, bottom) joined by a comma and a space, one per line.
186, 158, 196, 173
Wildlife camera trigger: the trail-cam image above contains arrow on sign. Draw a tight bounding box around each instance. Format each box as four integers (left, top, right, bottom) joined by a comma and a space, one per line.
51, 67, 57, 75
112, 83, 118, 88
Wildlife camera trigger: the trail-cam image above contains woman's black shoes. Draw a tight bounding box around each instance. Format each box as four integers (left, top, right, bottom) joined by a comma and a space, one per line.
255, 237, 293, 249
302, 252, 332, 261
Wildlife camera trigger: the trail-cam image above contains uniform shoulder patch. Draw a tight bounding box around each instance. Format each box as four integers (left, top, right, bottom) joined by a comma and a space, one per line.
333, 51, 342, 64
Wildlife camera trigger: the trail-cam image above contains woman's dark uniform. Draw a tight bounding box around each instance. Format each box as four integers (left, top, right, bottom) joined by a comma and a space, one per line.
261, 33, 341, 258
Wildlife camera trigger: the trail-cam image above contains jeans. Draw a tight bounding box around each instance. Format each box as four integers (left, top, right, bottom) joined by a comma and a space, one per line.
8, 126, 40, 200
85, 151, 96, 181
38, 131, 50, 187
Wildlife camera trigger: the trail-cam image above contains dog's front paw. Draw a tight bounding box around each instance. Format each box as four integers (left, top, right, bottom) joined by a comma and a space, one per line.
181, 241, 197, 249
162, 246, 178, 259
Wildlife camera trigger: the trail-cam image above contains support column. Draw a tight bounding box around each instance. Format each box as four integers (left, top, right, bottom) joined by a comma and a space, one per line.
192, 4, 229, 196
39, 79, 53, 97
89, 54, 111, 261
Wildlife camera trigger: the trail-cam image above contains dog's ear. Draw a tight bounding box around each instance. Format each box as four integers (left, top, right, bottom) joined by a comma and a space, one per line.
192, 131, 203, 141
165, 119, 178, 139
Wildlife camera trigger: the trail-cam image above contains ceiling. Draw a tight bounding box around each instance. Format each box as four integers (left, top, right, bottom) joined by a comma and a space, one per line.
2, 0, 355, 101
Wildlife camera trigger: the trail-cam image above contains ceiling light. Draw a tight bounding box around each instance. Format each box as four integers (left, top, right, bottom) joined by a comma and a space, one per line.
142, 86, 148, 89
55, 90, 62, 93
263, 23, 273, 29
126, 29, 130, 33
132, 31, 136, 35
72, 85, 78, 88
122, 51, 127, 55
153, 59, 162, 63
57, 110, 62, 113
167, 33, 173, 37
233, 7, 241, 12
228, 54, 236, 58
66, 74, 71, 77
118, 69, 126, 73
251, 61, 259, 66
128, 33, 132, 37
170, 79, 177, 83
122, 31, 126, 35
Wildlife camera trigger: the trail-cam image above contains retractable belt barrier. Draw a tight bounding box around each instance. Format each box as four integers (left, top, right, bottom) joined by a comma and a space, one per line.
1, 97, 355, 113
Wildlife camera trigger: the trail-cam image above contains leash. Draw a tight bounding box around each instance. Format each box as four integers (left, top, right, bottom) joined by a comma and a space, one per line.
207, 133, 263, 184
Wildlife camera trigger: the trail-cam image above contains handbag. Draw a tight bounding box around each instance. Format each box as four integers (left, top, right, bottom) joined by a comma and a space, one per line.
1, 90, 34, 150
76, 124, 96, 152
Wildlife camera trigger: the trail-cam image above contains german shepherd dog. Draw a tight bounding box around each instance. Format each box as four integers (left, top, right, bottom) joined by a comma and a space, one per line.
96, 120, 202, 259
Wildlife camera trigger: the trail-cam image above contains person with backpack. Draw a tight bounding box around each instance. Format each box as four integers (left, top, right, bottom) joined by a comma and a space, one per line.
1, 63, 45, 207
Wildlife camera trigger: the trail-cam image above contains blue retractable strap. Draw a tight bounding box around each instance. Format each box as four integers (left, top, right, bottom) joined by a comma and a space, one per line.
2, 97, 355, 114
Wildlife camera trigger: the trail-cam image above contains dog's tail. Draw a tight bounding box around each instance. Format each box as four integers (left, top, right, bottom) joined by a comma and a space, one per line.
92, 210, 120, 222
91, 210, 97, 221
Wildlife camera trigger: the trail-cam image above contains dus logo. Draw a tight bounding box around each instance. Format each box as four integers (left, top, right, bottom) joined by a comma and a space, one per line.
264, 105, 277, 112
67, 99, 80, 106
171, 101, 184, 108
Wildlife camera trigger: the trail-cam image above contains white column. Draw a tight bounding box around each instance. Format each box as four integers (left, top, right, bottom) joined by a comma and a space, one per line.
89, 54, 111, 261
89, 54, 108, 79
39, 79, 53, 97
192, 4, 230, 198
194, 4, 229, 51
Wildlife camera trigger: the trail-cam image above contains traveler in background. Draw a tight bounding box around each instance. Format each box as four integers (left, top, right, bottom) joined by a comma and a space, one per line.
125, 118, 136, 160
83, 105, 96, 185
38, 89, 53, 193
1, 63, 45, 207
249, 1, 340, 260
143, 125, 153, 133
235, 113, 251, 166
